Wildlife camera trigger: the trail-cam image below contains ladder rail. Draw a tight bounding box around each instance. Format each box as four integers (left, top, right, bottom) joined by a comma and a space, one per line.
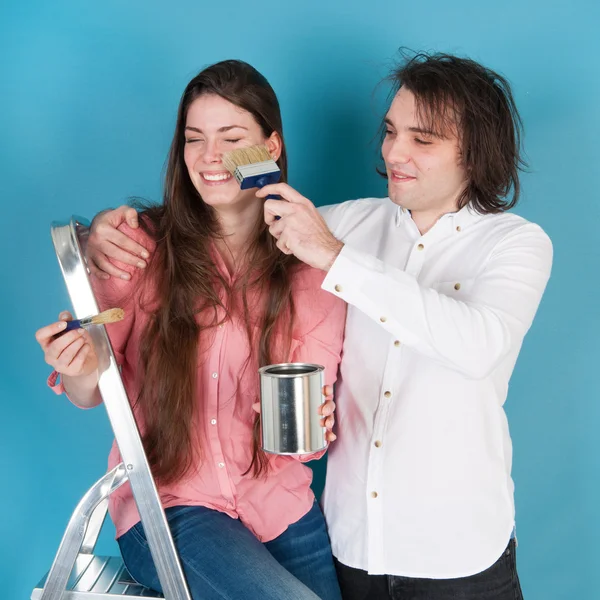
42, 218, 191, 600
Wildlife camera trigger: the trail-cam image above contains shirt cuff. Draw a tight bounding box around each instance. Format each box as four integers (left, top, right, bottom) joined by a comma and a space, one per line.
322, 244, 381, 300
47, 370, 66, 395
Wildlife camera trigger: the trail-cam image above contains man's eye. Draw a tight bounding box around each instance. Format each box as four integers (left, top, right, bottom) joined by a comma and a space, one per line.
185, 138, 203, 144
225, 138, 242, 143
415, 138, 433, 145
385, 129, 395, 136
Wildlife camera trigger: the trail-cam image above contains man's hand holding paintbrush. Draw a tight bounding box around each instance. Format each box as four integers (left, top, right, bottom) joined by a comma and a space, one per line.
257, 183, 344, 272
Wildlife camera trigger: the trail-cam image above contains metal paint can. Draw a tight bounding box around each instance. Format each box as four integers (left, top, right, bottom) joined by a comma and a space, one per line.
258, 363, 326, 454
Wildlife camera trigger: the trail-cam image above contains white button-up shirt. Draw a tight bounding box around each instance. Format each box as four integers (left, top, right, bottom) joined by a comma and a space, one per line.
319, 198, 553, 579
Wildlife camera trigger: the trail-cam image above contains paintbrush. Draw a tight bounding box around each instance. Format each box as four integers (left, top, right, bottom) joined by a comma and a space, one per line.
64, 308, 125, 331
222, 144, 281, 199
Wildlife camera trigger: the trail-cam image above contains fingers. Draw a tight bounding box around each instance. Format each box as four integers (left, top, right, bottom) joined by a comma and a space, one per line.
102, 229, 149, 263
264, 198, 295, 225
252, 402, 261, 414
268, 218, 285, 240
318, 397, 336, 440
35, 320, 68, 349
121, 206, 139, 229
44, 329, 86, 364
68, 343, 92, 373
275, 237, 293, 255
53, 331, 88, 368
89, 251, 133, 281
87, 206, 149, 280
89, 226, 148, 264
101, 205, 138, 230
257, 183, 311, 206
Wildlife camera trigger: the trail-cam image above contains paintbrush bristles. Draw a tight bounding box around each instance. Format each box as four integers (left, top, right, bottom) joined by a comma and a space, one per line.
222, 144, 273, 174
90, 308, 125, 325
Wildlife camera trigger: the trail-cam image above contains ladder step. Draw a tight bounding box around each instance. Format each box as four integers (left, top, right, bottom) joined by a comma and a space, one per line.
31, 554, 164, 598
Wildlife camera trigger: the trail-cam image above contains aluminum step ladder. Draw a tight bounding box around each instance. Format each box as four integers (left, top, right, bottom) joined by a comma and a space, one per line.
31, 217, 192, 600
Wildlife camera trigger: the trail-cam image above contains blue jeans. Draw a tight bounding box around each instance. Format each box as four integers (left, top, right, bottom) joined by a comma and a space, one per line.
118, 501, 342, 600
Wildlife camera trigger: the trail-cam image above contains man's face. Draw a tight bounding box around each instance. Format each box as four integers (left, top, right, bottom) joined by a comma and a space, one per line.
381, 87, 468, 218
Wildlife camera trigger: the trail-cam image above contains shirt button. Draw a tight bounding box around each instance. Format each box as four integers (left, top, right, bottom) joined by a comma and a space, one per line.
380, 316, 387, 323
456, 225, 462, 232
394, 340, 401, 347
210, 419, 217, 425
334, 284, 343, 293
454, 283, 461, 290
384, 391, 391, 398
212, 372, 218, 379
218, 462, 225, 468
371, 491, 378, 498
417, 243, 425, 251
218, 324, 224, 329
374, 440, 382, 448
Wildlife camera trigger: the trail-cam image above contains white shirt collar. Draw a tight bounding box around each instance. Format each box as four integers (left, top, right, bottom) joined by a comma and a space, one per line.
394, 202, 484, 231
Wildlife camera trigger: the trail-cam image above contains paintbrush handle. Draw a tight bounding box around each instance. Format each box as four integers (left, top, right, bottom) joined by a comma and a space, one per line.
64, 319, 83, 331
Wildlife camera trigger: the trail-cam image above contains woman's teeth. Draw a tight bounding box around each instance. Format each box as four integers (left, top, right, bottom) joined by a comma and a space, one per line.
202, 172, 232, 182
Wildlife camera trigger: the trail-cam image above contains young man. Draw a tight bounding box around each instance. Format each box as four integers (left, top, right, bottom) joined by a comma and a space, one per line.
84, 53, 552, 599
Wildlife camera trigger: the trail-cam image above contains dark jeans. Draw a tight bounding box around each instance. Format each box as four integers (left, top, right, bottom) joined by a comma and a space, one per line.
118, 501, 342, 600
334, 539, 523, 600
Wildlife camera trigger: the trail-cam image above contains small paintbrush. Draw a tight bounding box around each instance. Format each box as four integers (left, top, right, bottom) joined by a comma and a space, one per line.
64, 308, 125, 331
222, 144, 281, 199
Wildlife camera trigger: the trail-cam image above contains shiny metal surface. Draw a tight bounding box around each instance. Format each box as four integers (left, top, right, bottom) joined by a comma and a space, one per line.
258, 363, 326, 454
39, 464, 128, 600
35, 217, 191, 600
32, 555, 163, 598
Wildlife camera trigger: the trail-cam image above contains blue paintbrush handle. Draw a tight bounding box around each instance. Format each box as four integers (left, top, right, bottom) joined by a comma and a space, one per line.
65, 319, 83, 331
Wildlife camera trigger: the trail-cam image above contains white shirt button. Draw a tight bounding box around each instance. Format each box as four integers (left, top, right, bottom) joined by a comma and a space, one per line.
218, 462, 225, 468
212, 372, 218, 379
210, 419, 217, 425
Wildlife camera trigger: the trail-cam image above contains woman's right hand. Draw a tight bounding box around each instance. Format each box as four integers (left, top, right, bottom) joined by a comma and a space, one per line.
87, 205, 150, 280
35, 311, 99, 377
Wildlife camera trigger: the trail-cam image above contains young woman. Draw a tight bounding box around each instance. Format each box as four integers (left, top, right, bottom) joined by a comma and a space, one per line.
36, 60, 346, 600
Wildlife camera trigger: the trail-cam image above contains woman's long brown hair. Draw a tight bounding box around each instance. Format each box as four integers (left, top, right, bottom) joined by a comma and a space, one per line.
135, 60, 297, 485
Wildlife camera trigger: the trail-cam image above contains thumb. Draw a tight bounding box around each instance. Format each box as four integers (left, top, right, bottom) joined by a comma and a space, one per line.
252, 402, 261, 414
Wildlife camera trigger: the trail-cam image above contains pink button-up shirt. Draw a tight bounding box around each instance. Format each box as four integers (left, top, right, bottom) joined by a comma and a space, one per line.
49, 224, 346, 541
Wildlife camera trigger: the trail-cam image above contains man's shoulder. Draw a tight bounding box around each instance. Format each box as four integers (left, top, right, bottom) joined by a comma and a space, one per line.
480, 211, 553, 257
484, 211, 550, 239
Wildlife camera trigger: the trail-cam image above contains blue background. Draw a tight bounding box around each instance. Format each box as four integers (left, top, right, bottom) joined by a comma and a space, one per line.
2, 1, 598, 598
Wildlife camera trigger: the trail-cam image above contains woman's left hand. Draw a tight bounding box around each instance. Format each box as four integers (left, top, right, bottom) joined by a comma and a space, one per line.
319, 385, 337, 442
252, 384, 337, 442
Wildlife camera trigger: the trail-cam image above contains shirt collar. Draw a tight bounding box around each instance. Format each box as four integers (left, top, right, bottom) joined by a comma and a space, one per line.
394, 202, 484, 231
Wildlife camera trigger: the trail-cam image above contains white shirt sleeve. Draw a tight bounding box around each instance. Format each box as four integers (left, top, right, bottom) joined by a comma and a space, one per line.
322, 223, 553, 379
